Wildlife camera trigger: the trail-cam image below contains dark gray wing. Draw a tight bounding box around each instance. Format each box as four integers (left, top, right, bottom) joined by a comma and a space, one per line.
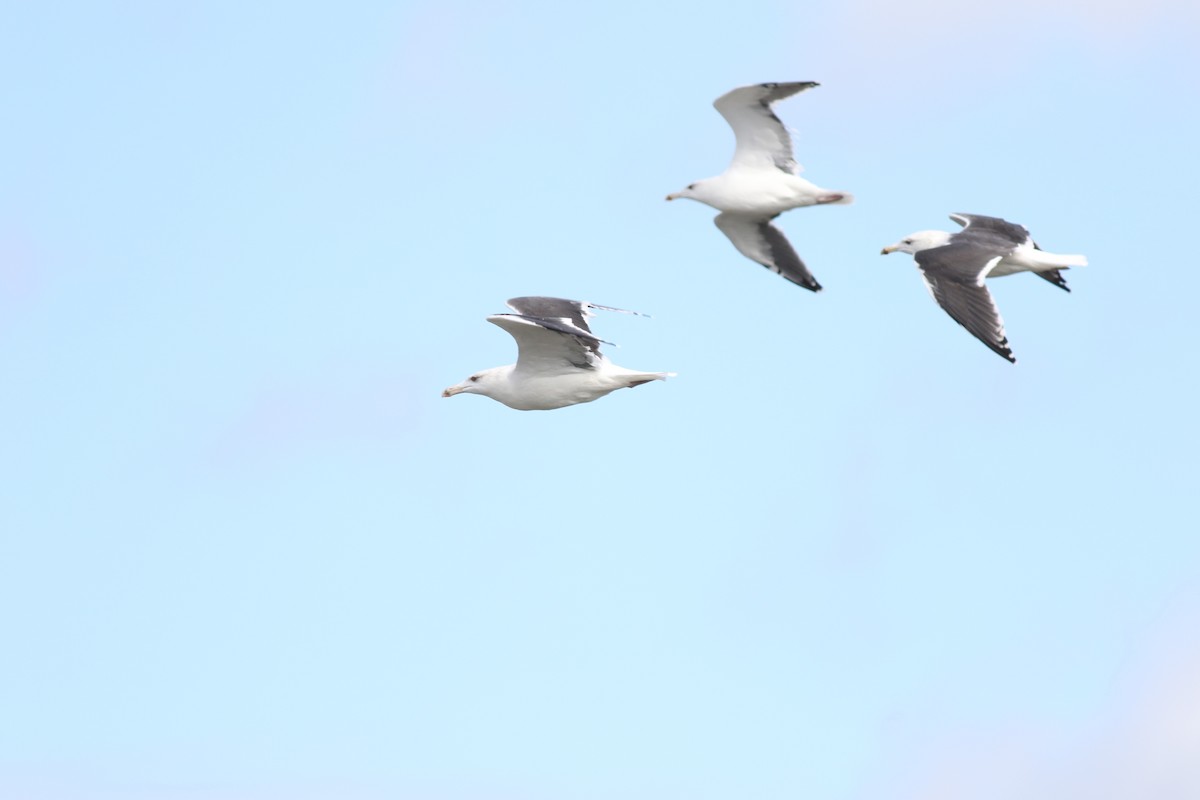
949, 213, 1031, 250
1029, 241, 1070, 291
713, 81, 819, 173
915, 243, 1015, 363
488, 314, 604, 372
494, 297, 650, 371
505, 297, 600, 338
714, 212, 822, 292
1034, 269, 1071, 292
504, 296, 644, 337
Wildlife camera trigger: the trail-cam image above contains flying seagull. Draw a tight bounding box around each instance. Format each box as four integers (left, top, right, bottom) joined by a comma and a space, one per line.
881, 213, 1088, 363
442, 297, 674, 410
666, 81, 853, 292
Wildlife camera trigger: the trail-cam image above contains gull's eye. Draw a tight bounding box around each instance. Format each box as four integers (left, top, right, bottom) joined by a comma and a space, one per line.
903, 239, 913, 245
687, 183, 696, 190
469, 375, 479, 382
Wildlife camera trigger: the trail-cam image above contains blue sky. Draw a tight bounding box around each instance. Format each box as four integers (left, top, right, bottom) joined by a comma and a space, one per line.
2, 1, 1199, 798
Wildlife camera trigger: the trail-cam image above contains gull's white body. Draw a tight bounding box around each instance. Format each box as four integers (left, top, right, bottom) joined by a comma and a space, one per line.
454, 362, 670, 412
883, 229, 1087, 280
989, 242, 1088, 278
683, 171, 842, 216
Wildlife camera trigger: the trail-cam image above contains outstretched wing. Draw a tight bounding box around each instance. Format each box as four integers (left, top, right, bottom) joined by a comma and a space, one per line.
714, 213, 822, 292
487, 314, 604, 374
490, 297, 645, 374
949, 213, 1031, 250
951, 215, 1072, 292
713, 81, 819, 174
915, 244, 1015, 362
1034, 269, 1071, 292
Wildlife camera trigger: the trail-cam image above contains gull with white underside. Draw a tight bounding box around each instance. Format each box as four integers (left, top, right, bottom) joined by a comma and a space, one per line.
667, 81, 853, 292
881, 213, 1088, 363
442, 297, 674, 411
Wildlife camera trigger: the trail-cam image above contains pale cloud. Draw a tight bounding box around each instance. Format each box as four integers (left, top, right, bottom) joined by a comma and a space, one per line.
858, 596, 1200, 800
386, 1, 530, 123
204, 367, 423, 467
0, 774, 540, 800
803, 0, 1199, 106
0, 226, 41, 313
833, 0, 1198, 43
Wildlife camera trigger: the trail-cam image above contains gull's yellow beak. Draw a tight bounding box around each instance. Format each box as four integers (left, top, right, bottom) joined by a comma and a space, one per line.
442, 386, 464, 398
665, 193, 678, 201
881, 245, 897, 255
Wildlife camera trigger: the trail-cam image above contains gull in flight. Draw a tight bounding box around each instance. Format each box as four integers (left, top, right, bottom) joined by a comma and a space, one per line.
882, 213, 1088, 362
667, 81, 853, 292
442, 297, 674, 410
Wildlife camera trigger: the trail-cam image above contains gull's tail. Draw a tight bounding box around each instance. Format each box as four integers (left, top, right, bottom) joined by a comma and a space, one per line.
1028, 251, 1086, 292
816, 191, 854, 206
625, 371, 675, 389
1040, 252, 1088, 268
1028, 245, 1088, 269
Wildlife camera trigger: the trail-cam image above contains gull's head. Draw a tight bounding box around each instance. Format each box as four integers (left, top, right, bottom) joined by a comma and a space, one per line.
442, 368, 503, 400
666, 182, 702, 202
881, 230, 952, 256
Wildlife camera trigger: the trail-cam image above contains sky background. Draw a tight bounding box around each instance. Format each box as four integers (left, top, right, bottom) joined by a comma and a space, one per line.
2, 1, 1199, 798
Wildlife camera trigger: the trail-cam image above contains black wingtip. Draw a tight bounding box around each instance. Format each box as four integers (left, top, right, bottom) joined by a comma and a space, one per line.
761, 81, 819, 90
990, 346, 1017, 363
988, 334, 1016, 363
1032, 269, 1071, 293
781, 273, 822, 292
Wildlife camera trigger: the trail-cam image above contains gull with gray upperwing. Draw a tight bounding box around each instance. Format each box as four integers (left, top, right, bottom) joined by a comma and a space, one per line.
667, 81, 853, 292
442, 297, 674, 410
881, 213, 1088, 363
